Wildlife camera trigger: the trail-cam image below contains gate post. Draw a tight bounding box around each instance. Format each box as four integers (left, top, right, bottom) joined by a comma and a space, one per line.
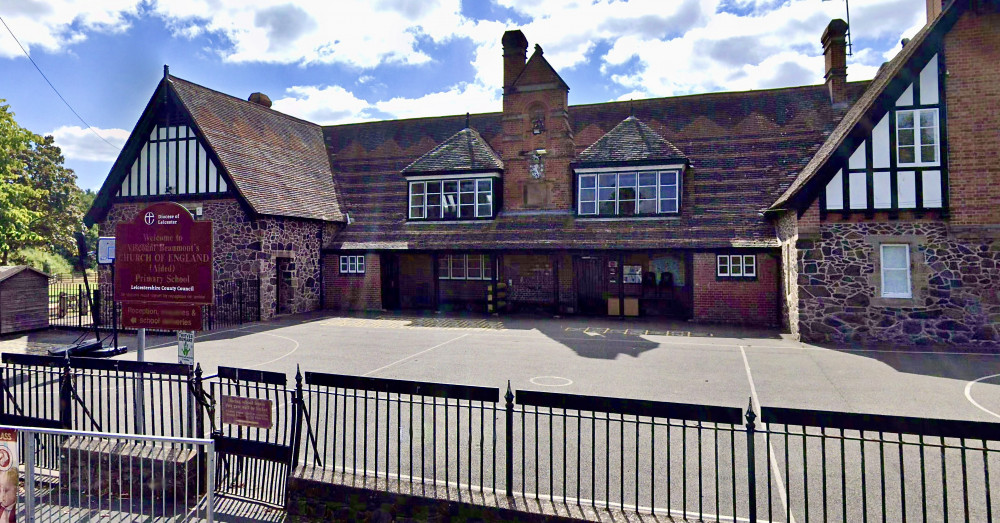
194, 363, 206, 438
291, 366, 304, 468
58, 358, 72, 429
505, 381, 514, 498
745, 397, 757, 523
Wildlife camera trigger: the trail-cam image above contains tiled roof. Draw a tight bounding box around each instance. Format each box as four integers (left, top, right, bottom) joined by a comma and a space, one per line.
575, 116, 687, 167
325, 82, 868, 250
0, 266, 48, 282
770, 3, 961, 211
402, 127, 503, 175
170, 77, 345, 222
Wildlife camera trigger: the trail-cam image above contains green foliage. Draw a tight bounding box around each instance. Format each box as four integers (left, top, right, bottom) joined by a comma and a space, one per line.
0, 100, 44, 265
14, 247, 73, 275
0, 100, 93, 267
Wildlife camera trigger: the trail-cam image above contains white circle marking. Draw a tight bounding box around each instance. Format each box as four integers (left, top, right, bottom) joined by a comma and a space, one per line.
529, 376, 573, 387
964, 373, 1000, 420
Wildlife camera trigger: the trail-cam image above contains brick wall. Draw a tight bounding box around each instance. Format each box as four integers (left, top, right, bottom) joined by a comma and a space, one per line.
323, 253, 382, 311
502, 254, 556, 307
556, 253, 575, 312
439, 279, 489, 311
692, 252, 779, 326
944, 10, 1000, 226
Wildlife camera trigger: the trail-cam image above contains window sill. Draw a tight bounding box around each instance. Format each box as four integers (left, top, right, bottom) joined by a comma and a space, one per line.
870, 296, 920, 308
405, 219, 496, 225
575, 215, 681, 222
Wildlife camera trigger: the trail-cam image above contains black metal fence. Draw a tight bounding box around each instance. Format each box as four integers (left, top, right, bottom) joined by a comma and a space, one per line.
47, 277, 261, 332
3, 352, 999, 520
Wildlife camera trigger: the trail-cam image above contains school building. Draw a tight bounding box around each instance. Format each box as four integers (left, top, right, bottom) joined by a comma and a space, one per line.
86, 0, 1000, 347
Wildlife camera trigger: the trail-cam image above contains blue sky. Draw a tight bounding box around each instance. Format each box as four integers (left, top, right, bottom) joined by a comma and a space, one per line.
0, 0, 926, 191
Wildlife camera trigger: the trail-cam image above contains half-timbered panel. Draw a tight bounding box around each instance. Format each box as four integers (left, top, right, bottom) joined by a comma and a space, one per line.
823, 53, 946, 213
117, 124, 228, 198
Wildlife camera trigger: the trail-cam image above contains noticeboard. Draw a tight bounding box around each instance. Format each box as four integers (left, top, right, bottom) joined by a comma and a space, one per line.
114, 202, 213, 305
220, 395, 273, 429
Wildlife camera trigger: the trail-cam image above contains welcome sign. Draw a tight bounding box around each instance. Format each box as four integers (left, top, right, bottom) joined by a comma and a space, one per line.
115, 202, 213, 305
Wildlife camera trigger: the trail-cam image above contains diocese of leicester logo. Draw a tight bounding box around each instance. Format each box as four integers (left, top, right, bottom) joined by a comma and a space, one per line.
0, 447, 9, 470
144, 212, 155, 225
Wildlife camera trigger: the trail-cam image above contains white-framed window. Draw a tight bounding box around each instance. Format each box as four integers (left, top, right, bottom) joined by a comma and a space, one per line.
578, 170, 681, 216
880, 244, 911, 298
409, 178, 495, 220
438, 254, 493, 280
716, 254, 757, 279
896, 109, 938, 166
339, 255, 365, 274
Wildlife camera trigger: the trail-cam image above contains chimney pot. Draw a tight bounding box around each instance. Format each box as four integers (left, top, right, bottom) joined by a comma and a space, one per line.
502, 29, 529, 93
822, 19, 849, 105
248, 92, 272, 108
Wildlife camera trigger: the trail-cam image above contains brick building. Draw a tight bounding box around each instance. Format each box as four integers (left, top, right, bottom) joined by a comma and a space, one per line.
86, 0, 999, 343
772, 0, 1000, 346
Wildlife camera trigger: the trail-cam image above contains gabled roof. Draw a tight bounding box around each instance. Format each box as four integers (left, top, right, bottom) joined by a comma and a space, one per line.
86, 75, 345, 225
0, 266, 48, 282
770, 1, 964, 212
401, 127, 503, 175
574, 116, 687, 168
513, 45, 569, 91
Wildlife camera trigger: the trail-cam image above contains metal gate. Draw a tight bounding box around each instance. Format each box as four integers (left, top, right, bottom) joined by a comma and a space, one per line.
209, 366, 301, 507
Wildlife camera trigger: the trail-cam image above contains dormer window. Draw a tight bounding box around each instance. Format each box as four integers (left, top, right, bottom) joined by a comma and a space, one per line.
409, 177, 496, 220
577, 168, 681, 216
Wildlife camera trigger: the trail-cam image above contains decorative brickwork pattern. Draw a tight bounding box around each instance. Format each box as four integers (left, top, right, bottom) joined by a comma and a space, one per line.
798, 222, 999, 346
323, 254, 382, 311
692, 252, 779, 326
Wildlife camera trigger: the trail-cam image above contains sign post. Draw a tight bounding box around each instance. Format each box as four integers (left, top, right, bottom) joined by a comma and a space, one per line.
97, 237, 119, 351
114, 202, 211, 432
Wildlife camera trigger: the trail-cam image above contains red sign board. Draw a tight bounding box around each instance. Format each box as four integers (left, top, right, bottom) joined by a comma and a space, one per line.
220, 395, 273, 429
122, 302, 203, 331
115, 202, 213, 305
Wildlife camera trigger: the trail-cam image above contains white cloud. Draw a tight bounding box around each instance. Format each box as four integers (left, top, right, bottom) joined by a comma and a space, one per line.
48, 125, 129, 163
0, 1, 138, 58
271, 85, 374, 125
375, 82, 500, 120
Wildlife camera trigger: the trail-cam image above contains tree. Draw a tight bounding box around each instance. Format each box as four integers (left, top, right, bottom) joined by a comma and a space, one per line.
17, 134, 85, 261
0, 100, 44, 265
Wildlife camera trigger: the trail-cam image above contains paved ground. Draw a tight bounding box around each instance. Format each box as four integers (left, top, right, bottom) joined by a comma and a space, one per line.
4, 311, 1000, 421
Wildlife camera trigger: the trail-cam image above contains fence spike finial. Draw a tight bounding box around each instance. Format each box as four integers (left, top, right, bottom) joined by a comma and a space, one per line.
745, 396, 756, 423
504, 380, 513, 403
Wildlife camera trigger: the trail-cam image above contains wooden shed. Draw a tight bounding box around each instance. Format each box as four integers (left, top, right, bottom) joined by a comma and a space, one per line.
0, 266, 50, 334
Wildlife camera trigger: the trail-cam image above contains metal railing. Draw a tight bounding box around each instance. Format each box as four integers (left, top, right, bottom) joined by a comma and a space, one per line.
12, 424, 215, 522
759, 407, 1000, 522
300, 372, 504, 495
47, 277, 261, 332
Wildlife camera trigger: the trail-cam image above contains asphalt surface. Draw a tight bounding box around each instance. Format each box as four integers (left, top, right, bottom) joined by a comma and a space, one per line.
5, 312, 1000, 521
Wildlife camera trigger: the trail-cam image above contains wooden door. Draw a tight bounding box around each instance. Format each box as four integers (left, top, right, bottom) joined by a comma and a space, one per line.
575, 256, 605, 315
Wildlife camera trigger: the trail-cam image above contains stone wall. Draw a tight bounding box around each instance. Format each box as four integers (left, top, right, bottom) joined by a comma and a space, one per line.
98, 199, 324, 321
775, 210, 800, 336
798, 221, 999, 346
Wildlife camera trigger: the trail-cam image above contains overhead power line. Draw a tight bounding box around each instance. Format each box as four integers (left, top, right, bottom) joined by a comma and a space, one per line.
0, 14, 122, 151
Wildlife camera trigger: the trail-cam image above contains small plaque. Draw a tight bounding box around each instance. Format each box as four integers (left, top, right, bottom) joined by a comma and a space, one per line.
221, 395, 273, 429
178, 330, 195, 365
97, 237, 116, 265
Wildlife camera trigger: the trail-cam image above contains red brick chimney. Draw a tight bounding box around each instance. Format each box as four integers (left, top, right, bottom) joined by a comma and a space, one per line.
502, 30, 528, 93
822, 19, 849, 105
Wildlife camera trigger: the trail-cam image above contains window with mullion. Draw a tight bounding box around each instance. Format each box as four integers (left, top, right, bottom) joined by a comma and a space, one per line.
577, 170, 681, 216
477, 179, 493, 217
410, 178, 494, 220
896, 109, 938, 166
409, 182, 426, 219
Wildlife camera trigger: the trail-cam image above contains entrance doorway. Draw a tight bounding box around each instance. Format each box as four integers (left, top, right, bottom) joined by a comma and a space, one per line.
381, 253, 400, 309
276, 257, 293, 315
574, 256, 606, 315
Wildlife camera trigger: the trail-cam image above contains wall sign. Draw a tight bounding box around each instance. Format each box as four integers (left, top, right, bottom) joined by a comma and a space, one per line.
115, 202, 213, 305
97, 237, 116, 265
623, 265, 642, 284
220, 395, 273, 429
122, 302, 203, 331
177, 330, 195, 365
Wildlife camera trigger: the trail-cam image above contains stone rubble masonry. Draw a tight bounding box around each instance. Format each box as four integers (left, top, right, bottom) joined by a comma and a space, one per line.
692, 252, 780, 326
797, 221, 1000, 346
98, 199, 323, 321
776, 210, 800, 336
323, 253, 382, 311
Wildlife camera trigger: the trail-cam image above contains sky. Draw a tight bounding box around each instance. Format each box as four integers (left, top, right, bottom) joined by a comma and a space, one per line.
0, 0, 928, 192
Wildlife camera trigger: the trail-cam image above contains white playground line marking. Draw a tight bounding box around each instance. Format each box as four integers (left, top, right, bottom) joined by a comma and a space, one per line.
363, 333, 471, 377
740, 345, 795, 523
248, 331, 300, 369
964, 373, 1000, 420
529, 376, 573, 387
